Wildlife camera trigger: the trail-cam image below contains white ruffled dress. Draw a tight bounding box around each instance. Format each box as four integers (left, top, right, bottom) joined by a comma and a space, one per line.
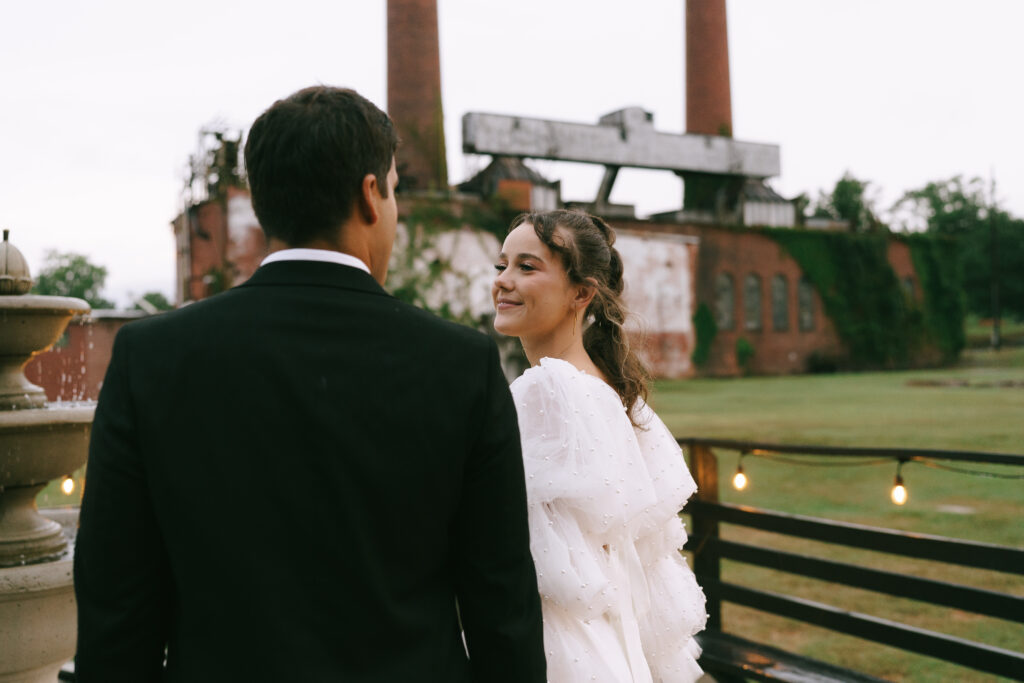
511, 358, 707, 683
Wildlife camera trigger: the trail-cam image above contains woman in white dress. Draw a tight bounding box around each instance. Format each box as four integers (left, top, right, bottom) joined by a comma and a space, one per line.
492, 210, 706, 682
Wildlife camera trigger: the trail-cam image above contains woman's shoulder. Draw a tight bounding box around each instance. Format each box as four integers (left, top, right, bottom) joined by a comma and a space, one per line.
511, 357, 622, 408
510, 356, 577, 388
511, 358, 638, 464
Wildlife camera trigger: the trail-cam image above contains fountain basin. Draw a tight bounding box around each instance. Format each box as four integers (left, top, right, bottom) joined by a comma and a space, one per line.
0, 508, 78, 683
0, 406, 92, 567
0, 406, 94, 486
0, 295, 91, 410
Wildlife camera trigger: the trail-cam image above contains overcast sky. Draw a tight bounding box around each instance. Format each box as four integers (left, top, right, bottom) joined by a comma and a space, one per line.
2, 0, 1021, 306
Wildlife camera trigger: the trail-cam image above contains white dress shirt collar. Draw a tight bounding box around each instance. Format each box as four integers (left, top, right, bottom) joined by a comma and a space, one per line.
260, 248, 371, 275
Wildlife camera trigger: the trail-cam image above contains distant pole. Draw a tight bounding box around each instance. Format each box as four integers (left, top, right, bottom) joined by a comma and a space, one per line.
989, 176, 1001, 350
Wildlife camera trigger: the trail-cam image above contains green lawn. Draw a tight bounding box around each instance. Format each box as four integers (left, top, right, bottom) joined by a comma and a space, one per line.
655, 348, 1024, 682
654, 346, 1024, 455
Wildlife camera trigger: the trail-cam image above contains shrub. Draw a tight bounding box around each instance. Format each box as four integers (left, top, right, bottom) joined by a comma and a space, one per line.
691, 303, 717, 367
736, 337, 755, 373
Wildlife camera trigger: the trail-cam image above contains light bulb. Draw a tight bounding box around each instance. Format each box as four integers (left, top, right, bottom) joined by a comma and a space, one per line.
61, 476, 75, 495
732, 467, 748, 491
890, 476, 907, 505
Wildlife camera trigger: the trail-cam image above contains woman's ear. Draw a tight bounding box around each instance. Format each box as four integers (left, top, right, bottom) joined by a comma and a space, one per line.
574, 277, 599, 311
357, 173, 380, 225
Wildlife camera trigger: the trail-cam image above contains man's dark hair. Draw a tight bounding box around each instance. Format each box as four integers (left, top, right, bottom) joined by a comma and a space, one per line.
244, 86, 398, 245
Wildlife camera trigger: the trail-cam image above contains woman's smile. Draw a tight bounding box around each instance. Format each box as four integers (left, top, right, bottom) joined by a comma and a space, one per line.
495, 296, 523, 311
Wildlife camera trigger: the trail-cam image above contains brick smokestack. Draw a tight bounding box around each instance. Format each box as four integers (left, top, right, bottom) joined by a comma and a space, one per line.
682, 0, 740, 214
686, 0, 732, 137
387, 0, 448, 192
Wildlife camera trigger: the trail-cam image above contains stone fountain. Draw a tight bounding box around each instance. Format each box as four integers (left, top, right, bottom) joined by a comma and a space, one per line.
0, 230, 93, 682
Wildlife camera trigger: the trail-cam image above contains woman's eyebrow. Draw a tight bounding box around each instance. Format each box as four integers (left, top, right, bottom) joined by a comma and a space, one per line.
497, 252, 545, 262
515, 252, 544, 262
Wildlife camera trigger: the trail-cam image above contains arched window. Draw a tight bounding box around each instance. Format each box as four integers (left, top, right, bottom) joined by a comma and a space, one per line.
902, 277, 916, 302
715, 273, 735, 331
772, 275, 789, 331
744, 274, 762, 331
798, 276, 815, 331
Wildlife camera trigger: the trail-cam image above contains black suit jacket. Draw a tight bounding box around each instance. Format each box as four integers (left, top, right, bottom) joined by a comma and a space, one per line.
74, 261, 545, 682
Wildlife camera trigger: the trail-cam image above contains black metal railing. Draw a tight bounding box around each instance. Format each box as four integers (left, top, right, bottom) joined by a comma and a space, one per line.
679, 437, 1024, 681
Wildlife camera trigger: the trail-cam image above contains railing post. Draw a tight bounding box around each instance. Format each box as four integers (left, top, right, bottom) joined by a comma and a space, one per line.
686, 440, 722, 631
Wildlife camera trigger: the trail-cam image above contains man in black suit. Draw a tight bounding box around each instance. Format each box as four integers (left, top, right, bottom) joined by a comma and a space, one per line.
74, 86, 546, 682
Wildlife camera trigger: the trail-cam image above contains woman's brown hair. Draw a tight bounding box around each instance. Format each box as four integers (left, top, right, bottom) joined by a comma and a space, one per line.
509, 209, 650, 424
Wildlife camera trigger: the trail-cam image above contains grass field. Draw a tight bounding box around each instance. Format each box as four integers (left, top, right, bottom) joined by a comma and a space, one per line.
654, 347, 1024, 682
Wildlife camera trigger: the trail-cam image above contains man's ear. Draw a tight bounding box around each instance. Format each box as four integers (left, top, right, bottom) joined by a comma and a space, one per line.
357, 173, 380, 225
574, 277, 599, 311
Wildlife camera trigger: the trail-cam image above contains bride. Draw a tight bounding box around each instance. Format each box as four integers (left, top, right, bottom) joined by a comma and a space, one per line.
492, 210, 706, 682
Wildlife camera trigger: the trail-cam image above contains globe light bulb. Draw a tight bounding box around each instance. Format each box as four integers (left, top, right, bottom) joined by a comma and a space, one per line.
732, 467, 748, 491
61, 476, 75, 495
890, 476, 907, 505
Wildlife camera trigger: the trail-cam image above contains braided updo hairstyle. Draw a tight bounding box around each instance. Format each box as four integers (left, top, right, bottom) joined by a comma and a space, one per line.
509, 209, 650, 425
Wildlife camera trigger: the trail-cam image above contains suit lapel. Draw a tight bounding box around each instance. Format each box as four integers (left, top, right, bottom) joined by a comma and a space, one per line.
239, 261, 392, 298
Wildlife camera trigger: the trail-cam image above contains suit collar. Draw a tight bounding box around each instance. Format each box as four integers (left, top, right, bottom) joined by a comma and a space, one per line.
240, 260, 391, 298
260, 248, 371, 275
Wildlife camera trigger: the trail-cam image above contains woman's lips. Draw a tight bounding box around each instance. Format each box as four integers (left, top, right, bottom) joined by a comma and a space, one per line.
495, 300, 522, 310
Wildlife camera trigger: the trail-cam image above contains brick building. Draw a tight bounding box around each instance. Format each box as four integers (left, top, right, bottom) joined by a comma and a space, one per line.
619, 220, 838, 376
24, 311, 145, 402
172, 185, 265, 305
158, 0, 947, 382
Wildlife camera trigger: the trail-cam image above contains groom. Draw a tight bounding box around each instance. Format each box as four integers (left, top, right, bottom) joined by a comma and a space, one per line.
74, 86, 546, 682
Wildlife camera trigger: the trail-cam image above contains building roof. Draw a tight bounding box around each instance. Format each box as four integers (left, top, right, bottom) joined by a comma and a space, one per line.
457, 156, 557, 197
741, 178, 790, 204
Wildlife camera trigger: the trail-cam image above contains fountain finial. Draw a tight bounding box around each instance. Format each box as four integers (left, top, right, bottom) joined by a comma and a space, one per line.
0, 232, 89, 410
0, 229, 33, 295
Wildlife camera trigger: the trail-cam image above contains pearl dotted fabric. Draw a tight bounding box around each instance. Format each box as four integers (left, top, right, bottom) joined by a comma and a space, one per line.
512, 358, 707, 682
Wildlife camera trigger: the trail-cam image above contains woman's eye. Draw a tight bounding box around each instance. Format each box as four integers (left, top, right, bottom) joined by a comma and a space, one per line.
519, 263, 535, 272
494, 264, 507, 272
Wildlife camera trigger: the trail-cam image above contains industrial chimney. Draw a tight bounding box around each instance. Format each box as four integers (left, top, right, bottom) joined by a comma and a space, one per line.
682, 0, 740, 215
686, 0, 733, 137
387, 0, 449, 192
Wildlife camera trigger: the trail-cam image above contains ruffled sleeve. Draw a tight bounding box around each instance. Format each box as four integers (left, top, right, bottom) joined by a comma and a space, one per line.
630, 400, 698, 558
512, 361, 657, 619
511, 360, 662, 535
630, 402, 706, 681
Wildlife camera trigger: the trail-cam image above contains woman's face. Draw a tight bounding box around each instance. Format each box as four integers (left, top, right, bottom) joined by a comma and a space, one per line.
492, 223, 577, 339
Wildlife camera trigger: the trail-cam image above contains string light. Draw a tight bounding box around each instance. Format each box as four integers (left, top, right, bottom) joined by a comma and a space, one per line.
890, 461, 908, 505
685, 444, 1024, 505
732, 454, 749, 491
60, 476, 75, 496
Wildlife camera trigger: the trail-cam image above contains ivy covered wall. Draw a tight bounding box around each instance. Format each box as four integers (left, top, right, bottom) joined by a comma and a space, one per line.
622, 218, 965, 375
765, 228, 964, 368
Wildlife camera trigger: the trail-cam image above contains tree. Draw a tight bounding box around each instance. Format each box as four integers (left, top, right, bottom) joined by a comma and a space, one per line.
32, 250, 115, 309
812, 172, 885, 232
133, 291, 173, 313
894, 176, 1024, 320
894, 175, 987, 237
